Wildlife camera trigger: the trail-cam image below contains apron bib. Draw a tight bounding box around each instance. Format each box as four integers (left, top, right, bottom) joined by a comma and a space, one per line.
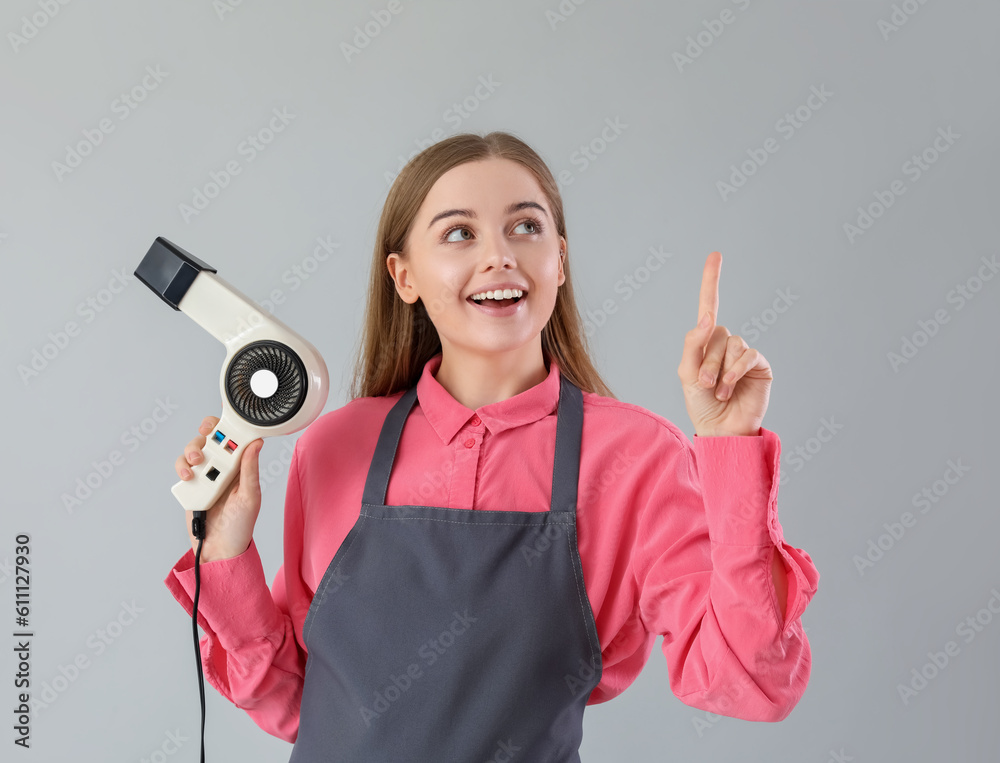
289, 374, 602, 762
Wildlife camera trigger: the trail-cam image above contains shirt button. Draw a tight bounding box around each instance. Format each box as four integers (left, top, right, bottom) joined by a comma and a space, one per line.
464, 438, 475, 448
470, 416, 481, 426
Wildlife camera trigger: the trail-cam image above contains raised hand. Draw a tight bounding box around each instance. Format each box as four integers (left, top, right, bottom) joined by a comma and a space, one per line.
677, 252, 772, 437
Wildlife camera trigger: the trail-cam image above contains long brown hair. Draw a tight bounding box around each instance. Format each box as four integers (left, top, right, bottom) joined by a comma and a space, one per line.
347, 131, 616, 401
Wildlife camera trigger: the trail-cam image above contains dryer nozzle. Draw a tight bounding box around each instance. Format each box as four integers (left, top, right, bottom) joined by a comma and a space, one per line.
135, 237, 217, 310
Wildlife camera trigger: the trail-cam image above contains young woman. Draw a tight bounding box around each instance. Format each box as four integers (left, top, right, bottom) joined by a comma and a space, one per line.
165, 132, 820, 760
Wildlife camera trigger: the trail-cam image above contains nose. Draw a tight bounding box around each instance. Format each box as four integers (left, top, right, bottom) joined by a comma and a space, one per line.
478, 231, 517, 270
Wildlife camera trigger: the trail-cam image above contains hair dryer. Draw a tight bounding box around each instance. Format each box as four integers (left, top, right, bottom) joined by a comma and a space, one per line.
134, 236, 329, 513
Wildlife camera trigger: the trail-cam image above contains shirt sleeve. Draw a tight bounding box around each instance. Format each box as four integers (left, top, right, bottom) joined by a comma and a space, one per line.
633, 425, 820, 722
162, 444, 311, 743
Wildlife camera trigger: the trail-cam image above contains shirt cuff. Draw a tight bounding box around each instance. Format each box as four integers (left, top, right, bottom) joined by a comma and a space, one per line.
163, 538, 283, 651
692, 426, 819, 630
692, 426, 777, 546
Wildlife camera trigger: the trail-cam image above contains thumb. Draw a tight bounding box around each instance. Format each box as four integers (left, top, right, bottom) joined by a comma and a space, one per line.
239, 440, 263, 492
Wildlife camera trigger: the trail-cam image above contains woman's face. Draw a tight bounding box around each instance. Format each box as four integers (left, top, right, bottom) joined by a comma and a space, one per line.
387, 157, 566, 358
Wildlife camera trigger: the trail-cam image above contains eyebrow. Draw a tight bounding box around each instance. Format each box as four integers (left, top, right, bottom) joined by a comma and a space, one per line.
426, 200, 549, 231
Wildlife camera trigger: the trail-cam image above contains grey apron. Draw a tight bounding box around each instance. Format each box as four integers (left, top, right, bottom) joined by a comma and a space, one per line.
288, 374, 602, 762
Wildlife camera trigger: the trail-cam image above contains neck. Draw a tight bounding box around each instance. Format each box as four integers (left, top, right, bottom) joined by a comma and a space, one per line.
434, 341, 549, 410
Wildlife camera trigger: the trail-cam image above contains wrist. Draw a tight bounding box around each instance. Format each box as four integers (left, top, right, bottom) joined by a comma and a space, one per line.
191, 540, 250, 564
694, 427, 760, 437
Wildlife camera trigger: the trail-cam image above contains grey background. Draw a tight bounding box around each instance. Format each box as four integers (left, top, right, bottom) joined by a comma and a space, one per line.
2, 0, 998, 760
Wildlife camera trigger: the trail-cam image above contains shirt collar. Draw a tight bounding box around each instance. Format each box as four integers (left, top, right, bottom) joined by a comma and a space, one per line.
415, 352, 562, 444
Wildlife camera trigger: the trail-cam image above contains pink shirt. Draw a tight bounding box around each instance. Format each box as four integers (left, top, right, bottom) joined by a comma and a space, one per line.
165, 352, 820, 744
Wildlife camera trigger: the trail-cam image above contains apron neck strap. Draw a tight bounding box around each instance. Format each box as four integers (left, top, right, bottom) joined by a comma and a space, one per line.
362, 374, 583, 514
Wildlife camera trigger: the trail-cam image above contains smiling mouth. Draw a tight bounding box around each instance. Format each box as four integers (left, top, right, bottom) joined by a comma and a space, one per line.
467, 293, 525, 308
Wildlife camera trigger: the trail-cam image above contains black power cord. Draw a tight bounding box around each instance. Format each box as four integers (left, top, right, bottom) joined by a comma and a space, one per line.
191, 510, 208, 763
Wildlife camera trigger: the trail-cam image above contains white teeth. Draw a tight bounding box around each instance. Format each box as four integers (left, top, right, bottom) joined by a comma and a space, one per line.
470, 288, 524, 302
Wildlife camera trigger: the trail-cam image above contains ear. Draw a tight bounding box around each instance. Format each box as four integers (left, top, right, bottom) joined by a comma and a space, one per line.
557, 237, 567, 288
386, 252, 420, 304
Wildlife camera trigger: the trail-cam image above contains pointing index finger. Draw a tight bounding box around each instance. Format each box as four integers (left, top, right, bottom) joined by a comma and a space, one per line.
699, 251, 722, 325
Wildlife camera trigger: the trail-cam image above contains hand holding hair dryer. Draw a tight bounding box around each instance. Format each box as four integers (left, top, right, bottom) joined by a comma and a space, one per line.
134, 237, 329, 513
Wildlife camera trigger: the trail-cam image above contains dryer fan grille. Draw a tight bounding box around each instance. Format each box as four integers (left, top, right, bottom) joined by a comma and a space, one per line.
224, 340, 307, 427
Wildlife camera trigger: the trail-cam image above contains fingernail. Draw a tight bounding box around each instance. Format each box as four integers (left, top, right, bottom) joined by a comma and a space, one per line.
182, 469, 192, 479
701, 371, 715, 386
700, 312, 711, 328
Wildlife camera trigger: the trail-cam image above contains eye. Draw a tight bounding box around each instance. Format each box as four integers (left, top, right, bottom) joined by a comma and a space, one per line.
444, 226, 473, 243
513, 217, 545, 235
440, 216, 546, 244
